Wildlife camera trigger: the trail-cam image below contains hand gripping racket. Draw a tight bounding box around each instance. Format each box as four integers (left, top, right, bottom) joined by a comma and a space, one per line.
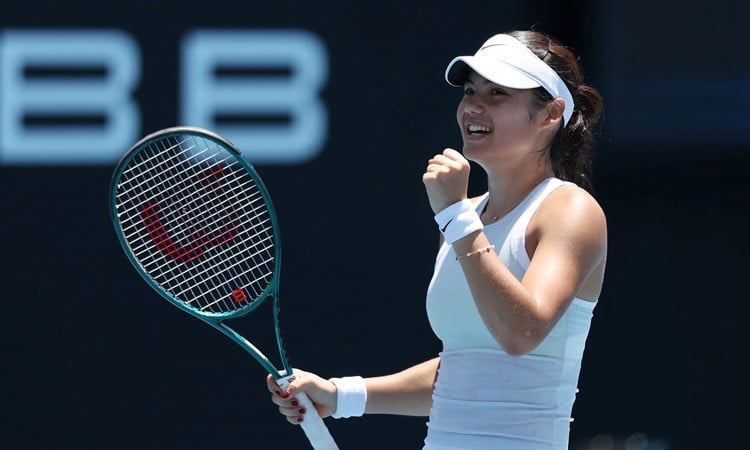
110, 126, 338, 450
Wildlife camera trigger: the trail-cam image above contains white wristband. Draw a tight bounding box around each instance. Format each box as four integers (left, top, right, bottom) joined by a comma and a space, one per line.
329, 376, 367, 419
434, 199, 483, 244
434, 199, 473, 230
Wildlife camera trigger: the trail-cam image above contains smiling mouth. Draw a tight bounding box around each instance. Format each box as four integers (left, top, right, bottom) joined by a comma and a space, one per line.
466, 124, 492, 135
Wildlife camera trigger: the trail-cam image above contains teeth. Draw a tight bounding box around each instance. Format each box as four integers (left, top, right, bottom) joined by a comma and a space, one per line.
468, 124, 491, 133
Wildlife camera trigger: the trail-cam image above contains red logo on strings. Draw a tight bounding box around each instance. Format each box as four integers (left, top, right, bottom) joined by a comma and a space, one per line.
138, 165, 240, 264
231, 288, 247, 303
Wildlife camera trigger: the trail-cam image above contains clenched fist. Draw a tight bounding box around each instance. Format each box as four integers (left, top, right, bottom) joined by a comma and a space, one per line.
422, 148, 471, 214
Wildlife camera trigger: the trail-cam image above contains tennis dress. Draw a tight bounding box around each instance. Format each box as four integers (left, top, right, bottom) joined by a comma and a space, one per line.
424, 177, 597, 450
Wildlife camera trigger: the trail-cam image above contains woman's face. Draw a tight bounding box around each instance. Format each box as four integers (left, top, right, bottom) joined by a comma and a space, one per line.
456, 71, 542, 165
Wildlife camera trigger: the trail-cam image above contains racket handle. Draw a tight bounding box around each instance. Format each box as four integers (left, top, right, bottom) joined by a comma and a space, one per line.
277, 373, 339, 450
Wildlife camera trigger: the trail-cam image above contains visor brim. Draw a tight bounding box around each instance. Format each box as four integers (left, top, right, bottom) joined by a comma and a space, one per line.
445, 56, 542, 90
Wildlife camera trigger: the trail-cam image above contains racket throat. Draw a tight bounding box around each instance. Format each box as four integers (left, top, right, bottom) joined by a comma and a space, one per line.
214, 322, 281, 378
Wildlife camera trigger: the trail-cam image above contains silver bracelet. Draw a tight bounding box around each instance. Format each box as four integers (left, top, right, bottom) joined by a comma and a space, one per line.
455, 244, 496, 260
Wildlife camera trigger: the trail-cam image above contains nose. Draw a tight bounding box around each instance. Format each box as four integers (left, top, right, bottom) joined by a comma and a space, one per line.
462, 97, 484, 115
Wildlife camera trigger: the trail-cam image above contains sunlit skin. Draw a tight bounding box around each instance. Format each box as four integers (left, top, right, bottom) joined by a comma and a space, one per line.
425, 71, 564, 218
459, 74, 548, 168
423, 70, 606, 355
267, 70, 607, 425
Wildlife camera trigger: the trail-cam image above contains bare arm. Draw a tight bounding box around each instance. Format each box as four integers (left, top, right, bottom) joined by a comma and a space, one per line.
268, 357, 440, 423
423, 149, 607, 356
364, 357, 439, 416
452, 186, 607, 355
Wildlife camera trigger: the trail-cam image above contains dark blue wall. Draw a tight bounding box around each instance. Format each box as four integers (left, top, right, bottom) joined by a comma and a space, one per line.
1, 1, 748, 449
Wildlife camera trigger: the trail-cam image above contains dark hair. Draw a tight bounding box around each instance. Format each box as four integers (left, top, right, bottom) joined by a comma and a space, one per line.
508, 30, 603, 193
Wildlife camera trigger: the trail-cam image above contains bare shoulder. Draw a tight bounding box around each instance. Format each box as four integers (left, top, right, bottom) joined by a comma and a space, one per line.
529, 183, 607, 252
542, 184, 605, 229
527, 183, 608, 300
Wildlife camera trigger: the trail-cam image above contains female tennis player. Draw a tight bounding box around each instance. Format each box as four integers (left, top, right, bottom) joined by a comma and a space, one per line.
267, 29, 606, 450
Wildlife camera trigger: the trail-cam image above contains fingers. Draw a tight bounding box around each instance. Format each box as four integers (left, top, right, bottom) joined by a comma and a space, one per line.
277, 392, 308, 425
428, 148, 463, 161
268, 370, 338, 425
425, 149, 464, 168
422, 148, 471, 213
266, 373, 280, 394
427, 148, 466, 166
424, 149, 470, 180
267, 373, 308, 425
442, 147, 464, 159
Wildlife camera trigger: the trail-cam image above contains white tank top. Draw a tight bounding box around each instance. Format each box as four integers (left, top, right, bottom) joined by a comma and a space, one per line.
424, 177, 597, 450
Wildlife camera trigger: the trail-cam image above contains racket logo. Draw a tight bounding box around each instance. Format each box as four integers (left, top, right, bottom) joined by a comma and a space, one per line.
231, 288, 247, 303
138, 165, 241, 264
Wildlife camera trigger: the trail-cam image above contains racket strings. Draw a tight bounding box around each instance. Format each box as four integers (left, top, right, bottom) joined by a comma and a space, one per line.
118, 140, 210, 204
141, 141, 274, 310
115, 134, 277, 314
167, 227, 274, 301
129, 173, 259, 260
117, 146, 232, 234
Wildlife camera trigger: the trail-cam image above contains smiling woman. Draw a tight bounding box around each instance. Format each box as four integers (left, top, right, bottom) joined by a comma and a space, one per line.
266, 29, 607, 450
446, 31, 603, 194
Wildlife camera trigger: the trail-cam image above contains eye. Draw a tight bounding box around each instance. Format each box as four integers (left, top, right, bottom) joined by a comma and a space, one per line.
463, 87, 475, 95
490, 88, 507, 96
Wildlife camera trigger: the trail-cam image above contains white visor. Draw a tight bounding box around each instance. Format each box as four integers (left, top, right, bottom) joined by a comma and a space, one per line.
445, 34, 575, 126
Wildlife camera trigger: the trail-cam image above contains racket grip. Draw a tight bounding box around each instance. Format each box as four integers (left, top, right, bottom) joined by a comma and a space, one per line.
277, 373, 339, 450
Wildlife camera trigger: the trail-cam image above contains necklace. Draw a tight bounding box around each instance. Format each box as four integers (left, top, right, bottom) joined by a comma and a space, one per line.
484, 209, 501, 222
481, 199, 519, 223
482, 177, 549, 223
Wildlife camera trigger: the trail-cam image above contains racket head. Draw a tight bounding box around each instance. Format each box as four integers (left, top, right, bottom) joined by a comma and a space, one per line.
110, 126, 282, 322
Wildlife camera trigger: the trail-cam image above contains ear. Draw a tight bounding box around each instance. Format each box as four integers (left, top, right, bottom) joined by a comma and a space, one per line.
537, 98, 565, 130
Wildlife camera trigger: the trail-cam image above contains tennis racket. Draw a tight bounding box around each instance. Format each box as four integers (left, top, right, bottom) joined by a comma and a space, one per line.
110, 126, 338, 450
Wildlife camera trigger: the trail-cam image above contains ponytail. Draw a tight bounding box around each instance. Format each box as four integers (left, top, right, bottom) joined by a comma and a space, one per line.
509, 30, 603, 193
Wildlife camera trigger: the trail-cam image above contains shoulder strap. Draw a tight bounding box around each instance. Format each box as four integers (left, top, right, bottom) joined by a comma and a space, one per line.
507, 178, 569, 270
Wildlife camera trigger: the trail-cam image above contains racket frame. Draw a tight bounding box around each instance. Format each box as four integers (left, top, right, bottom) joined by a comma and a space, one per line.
110, 126, 289, 379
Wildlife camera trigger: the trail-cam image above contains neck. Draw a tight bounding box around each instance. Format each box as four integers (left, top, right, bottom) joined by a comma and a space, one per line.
482, 166, 553, 222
